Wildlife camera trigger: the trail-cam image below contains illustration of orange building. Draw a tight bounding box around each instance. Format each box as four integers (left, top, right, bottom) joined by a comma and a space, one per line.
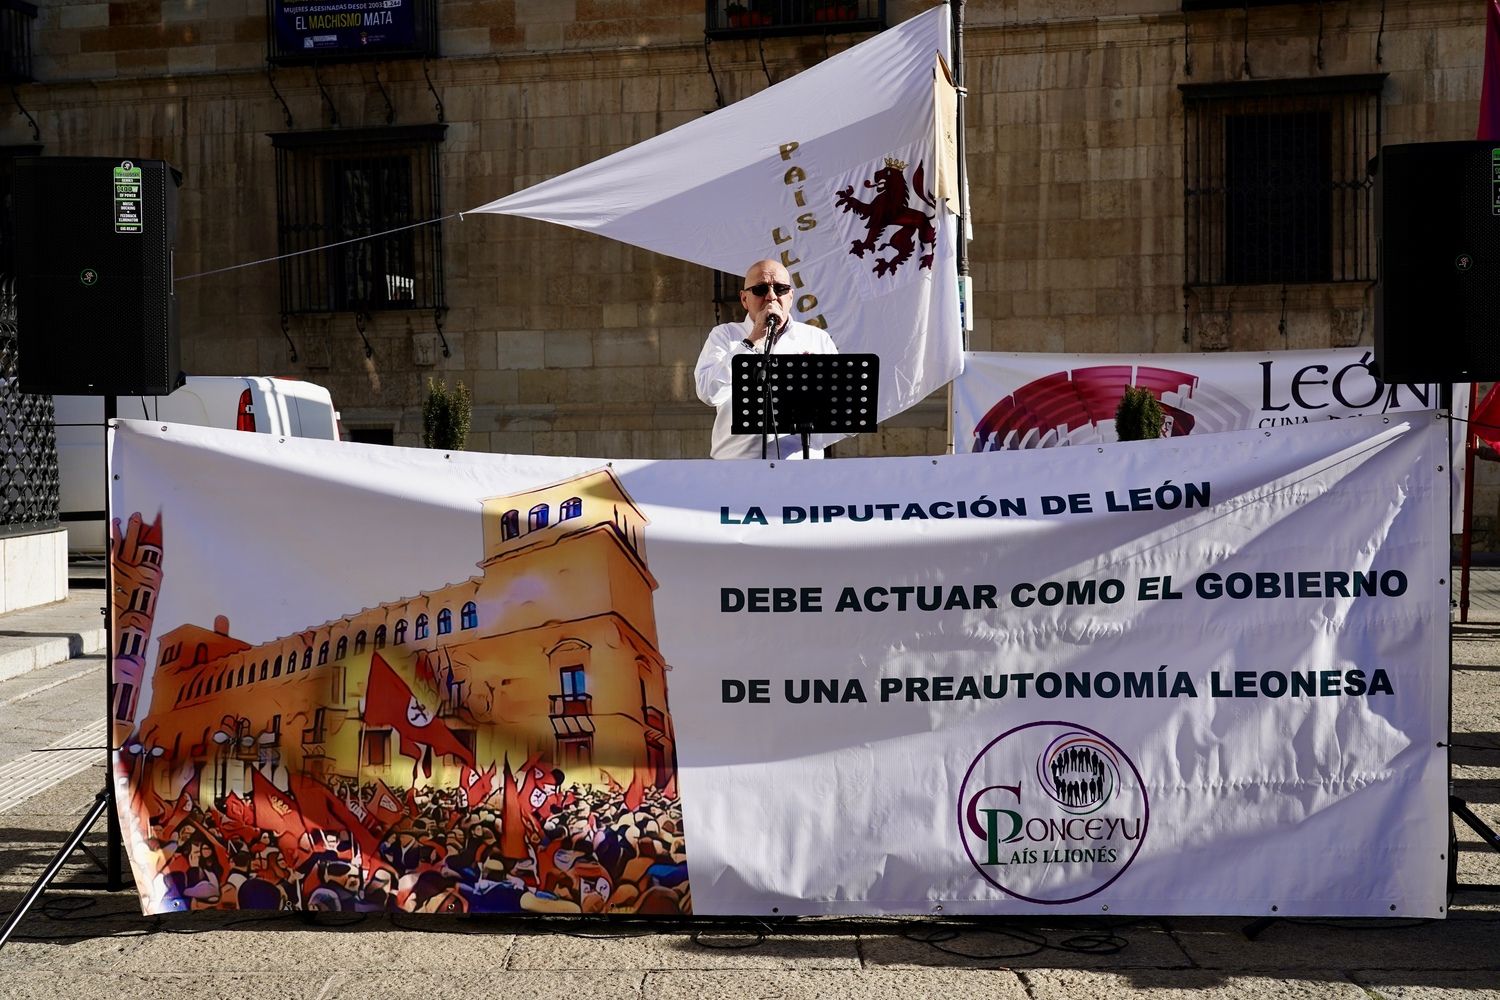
111, 512, 164, 746
131, 467, 677, 807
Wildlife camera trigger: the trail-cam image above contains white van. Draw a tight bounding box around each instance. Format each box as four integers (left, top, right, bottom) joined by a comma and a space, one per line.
55, 376, 341, 554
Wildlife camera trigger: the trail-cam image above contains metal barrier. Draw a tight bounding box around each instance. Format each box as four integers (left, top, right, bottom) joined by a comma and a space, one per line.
0, 275, 59, 533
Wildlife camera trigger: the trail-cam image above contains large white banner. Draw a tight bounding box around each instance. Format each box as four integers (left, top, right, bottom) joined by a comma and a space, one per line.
110, 414, 1448, 917
953, 348, 1469, 521
468, 5, 962, 447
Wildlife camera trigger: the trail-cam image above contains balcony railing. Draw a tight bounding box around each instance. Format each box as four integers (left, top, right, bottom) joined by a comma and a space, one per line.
550, 693, 594, 717
706, 0, 885, 40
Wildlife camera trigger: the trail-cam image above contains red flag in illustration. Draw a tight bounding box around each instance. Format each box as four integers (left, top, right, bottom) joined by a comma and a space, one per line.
157, 791, 194, 836
251, 768, 307, 840
599, 768, 624, 795
363, 651, 476, 771
224, 792, 254, 828
218, 791, 259, 843
366, 778, 407, 833
287, 772, 380, 858
1481, 0, 1500, 139
622, 766, 645, 812
461, 762, 497, 809
498, 755, 529, 861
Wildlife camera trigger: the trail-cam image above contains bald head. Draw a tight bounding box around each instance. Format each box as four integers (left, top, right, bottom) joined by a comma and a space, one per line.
739, 259, 793, 344
742, 259, 789, 288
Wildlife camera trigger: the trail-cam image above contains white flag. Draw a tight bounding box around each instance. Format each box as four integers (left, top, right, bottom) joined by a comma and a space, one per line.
468, 5, 963, 446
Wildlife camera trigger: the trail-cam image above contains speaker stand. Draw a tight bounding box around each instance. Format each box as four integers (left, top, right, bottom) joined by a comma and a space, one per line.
0, 396, 128, 951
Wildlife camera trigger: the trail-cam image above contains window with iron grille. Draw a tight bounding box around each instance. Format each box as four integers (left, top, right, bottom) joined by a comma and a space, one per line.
712, 269, 745, 325
270, 125, 446, 315
1181, 75, 1384, 286
0, 0, 34, 85
705, 0, 885, 39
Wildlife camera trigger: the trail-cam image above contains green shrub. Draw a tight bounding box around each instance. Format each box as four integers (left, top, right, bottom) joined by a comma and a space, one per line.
422, 377, 472, 451
1114, 386, 1164, 442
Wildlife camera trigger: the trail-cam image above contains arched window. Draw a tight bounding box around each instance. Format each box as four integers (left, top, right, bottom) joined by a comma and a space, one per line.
260, 659, 269, 681
500, 509, 520, 540
355, 631, 367, 654
528, 503, 549, 531
303, 648, 313, 670
285, 650, 296, 672
318, 641, 329, 665
415, 614, 429, 640
272, 655, 282, 678
437, 609, 452, 635
560, 496, 582, 521
395, 619, 408, 644
335, 636, 348, 660
374, 624, 387, 649
237, 665, 245, 686
461, 602, 477, 630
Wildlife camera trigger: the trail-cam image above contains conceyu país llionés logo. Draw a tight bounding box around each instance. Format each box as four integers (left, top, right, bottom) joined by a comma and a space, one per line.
958, 721, 1149, 904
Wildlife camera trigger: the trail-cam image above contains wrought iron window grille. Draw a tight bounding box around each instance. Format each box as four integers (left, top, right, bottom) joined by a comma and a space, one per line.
705, 0, 885, 40
270, 124, 447, 316
0, 0, 34, 85
1181, 75, 1384, 287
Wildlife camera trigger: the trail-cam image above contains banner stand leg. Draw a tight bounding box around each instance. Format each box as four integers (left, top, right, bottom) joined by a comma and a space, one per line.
0, 789, 115, 949
0, 397, 128, 951
1449, 795, 1500, 895
1443, 386, 1500, 893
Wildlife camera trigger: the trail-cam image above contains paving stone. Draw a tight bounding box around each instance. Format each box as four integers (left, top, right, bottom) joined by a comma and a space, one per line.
1352, 972, 1500, 999
855, 919, 1190, 969
1024, 970, 1370, 999
644, 967, 1029, 999
506, 927, 860, 971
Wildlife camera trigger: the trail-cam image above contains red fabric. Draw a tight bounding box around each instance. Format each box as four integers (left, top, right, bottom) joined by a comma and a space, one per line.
367, 778, 407, 833
499, 756, 529, 860
251, 768, 307, 840
363, 651, 476, 770
461, 763, 496, 809
1481, 0, 1500, 140
1474, 383, 1500, 452
287, 772, 381, 858
622, 767, 645, 812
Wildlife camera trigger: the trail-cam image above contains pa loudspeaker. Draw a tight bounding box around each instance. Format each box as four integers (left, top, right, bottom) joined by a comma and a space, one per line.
11, 157, 180, 396
1375, 141, 1500, 383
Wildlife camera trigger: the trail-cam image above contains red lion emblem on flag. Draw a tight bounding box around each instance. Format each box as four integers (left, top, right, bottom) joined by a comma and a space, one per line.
834, 156, 937, 277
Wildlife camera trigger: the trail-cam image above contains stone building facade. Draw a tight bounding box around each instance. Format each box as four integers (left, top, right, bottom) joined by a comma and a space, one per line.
5, 0, 1490, 480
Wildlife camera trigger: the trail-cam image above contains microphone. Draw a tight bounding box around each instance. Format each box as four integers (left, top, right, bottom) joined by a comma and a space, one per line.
763, 313, 782, 352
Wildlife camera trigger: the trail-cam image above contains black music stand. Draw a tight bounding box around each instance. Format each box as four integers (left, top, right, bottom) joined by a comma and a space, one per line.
732, 353, 879, 459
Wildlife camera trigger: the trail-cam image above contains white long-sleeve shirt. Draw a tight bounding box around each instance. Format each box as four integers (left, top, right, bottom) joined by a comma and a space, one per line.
694, 318, 839, 460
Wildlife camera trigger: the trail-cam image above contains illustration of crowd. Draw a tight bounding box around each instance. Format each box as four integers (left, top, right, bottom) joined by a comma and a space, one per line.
125, 758, 692, 915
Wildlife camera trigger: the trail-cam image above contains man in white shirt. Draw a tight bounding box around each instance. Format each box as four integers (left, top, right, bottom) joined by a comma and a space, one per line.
694, 258, 838, 459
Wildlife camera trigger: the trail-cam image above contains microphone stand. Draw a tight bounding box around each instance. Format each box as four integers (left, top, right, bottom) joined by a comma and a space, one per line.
758, 319, 784, 460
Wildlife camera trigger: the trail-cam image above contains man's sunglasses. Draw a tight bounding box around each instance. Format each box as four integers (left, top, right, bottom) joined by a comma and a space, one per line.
744, 282, 792, 297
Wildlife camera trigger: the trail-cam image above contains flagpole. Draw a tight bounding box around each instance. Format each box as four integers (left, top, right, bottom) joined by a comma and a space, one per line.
948, 0, 970, 454
952, 0, 969, 323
